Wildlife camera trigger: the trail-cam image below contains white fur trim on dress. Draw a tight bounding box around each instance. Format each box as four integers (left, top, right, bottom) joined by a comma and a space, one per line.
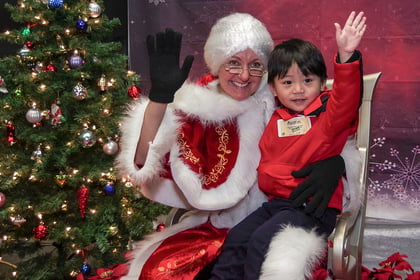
167, 81, 271, 211
260, 225, 326, 280
115, 98, 178, 184
340, 136, 362, 213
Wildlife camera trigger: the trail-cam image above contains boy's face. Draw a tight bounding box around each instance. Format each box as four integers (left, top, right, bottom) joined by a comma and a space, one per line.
269, 62, 324, 112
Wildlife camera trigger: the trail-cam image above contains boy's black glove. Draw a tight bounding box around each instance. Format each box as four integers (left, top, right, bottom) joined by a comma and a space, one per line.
147, 28, 194, 103
289, 155, 345, 218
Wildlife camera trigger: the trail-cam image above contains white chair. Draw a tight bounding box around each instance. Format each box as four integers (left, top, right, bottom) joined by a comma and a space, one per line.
327, 72, 382, 280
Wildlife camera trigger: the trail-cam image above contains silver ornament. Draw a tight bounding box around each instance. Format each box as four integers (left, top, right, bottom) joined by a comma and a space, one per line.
73, 83, 88, 99
10, 215, 26, 227
19, 46, 31, 57
26, 107, 43, 123
79, 130, 96, 148
103, 139, 119, 155
89, 1, 102, 18
0, 76, 8, 93
31, 144, 43, 160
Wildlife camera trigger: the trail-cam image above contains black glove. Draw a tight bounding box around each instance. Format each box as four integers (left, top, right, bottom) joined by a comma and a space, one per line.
289, 155, 345, 218
147, 28, 194, 103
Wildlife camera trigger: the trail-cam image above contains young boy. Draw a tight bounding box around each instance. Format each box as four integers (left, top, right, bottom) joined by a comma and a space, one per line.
209, 11, 366, 280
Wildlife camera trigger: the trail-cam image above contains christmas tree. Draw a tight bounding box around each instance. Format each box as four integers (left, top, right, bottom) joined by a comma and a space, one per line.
0, 1, 169, 279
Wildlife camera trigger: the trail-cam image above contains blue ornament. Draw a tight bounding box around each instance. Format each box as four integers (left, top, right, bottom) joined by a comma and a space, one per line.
48, 0, 64, 9
76, 19, 88, 31
104, 183, 116, 195
80, 262, 91, 276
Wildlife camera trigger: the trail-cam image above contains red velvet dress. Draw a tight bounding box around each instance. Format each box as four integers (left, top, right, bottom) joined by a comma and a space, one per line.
140, 222, 227, 280
115, 74, 272, 280
139, 77, 246, 280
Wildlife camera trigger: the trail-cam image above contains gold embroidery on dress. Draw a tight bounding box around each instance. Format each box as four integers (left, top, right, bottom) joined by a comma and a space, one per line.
177, 125, 231, 187
177, 132, 200, 164
155, 240, 223, 278
202, 125, 231, 185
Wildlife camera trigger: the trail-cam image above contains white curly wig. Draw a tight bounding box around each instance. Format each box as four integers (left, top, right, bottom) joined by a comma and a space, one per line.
204, 13, 274, 75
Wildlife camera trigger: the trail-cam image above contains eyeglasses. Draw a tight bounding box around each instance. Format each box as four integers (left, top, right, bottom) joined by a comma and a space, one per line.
224, 65, 266, 77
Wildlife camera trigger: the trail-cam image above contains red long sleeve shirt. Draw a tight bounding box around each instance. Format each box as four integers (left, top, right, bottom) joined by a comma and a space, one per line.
258, 58, 361, 211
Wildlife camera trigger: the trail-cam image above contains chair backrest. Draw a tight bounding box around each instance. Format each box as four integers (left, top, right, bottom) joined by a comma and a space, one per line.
326, 72, 382, 148
326, 72, 382, 280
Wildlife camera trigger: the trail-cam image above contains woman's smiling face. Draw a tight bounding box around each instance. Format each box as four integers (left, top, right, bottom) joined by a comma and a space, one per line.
217, 48, 265, 101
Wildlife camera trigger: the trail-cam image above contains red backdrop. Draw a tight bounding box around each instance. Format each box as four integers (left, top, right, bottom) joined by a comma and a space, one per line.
128, 0, 420, 222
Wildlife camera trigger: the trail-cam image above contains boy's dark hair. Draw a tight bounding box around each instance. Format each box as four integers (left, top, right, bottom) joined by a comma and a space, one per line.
267, 38, 327, 84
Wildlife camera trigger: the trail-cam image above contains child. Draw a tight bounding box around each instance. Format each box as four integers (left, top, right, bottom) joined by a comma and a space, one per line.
209, 11, 366, 280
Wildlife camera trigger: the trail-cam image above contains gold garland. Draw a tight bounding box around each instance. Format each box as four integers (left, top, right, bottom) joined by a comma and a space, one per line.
0, 258, 17, 269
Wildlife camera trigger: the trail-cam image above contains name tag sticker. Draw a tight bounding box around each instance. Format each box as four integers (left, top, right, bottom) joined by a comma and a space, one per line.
277, 116, 312, 137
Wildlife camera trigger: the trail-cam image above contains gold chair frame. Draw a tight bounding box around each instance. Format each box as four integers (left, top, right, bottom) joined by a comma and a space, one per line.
327, 72, 382, 280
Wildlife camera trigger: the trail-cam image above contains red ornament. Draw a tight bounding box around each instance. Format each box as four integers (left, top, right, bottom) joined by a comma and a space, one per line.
45, 64, 57, 72
127, 85, 142, 99
33, 222, 49, 240
156, 223, 166, 232
78, 185, 89, 218
25, 41, 35, 49
6, 122, 17, 144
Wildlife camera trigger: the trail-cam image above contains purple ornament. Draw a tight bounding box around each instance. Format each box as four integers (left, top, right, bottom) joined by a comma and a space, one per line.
76, 19, 88, 31
69, 51, 84, 69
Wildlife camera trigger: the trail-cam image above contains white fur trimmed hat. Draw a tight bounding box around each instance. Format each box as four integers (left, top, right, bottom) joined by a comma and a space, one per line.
204, 13, 274, 75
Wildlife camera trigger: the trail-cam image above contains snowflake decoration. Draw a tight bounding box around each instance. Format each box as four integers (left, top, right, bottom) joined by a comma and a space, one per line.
368, 138, 420, 213
149, 0, 165, 6
387, 146, 420, 192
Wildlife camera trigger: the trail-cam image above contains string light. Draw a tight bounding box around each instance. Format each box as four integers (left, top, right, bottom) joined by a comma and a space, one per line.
39, 84, 47, 91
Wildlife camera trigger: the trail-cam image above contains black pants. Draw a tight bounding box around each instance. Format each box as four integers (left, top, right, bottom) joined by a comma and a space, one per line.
208, 198, 338, 280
